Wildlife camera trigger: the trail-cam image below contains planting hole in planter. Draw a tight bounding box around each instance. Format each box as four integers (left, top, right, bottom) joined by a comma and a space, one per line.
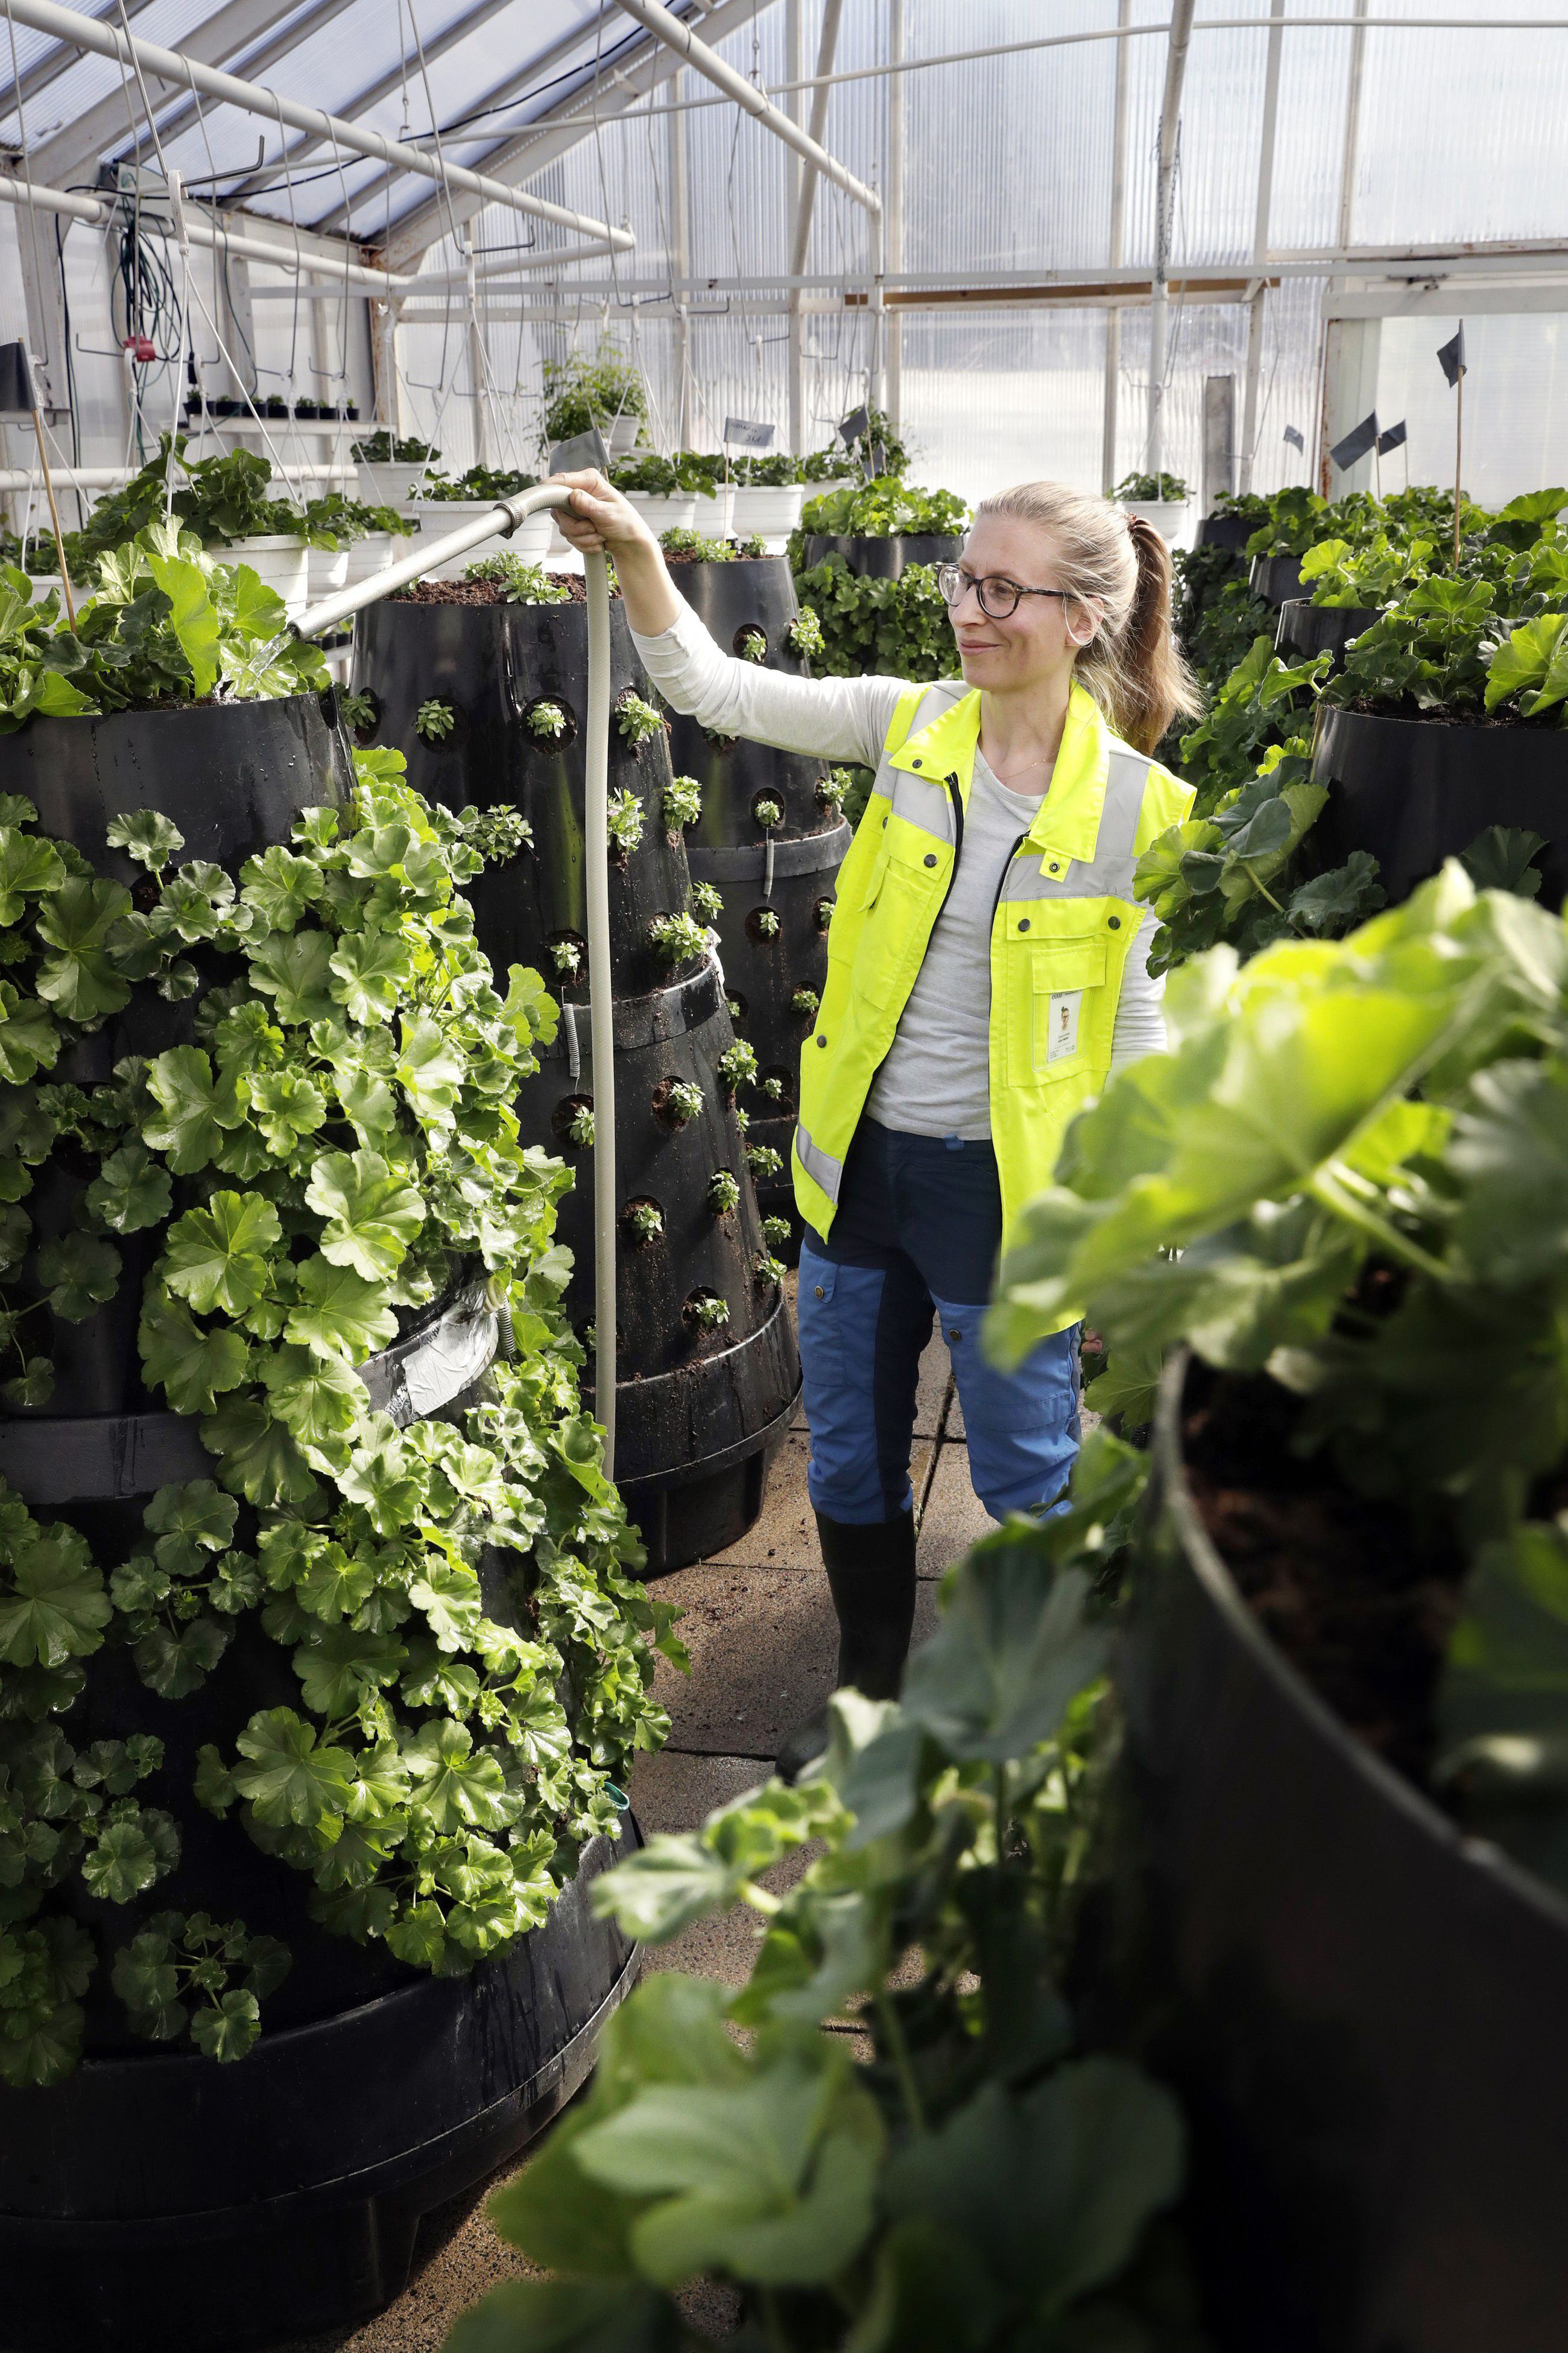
727, 988, 748, 1025
733, 621, 770, 661
651, 1075, 703, 1128
545, 928, 587, 986
814, 894, 835, 932
523, 692, 577, 747
747, 904, 783, 945
758, 1063, 795, 1113
682, 1285, 731, 1339
621, 1196, 665, 1247
553, 1091, 595, 1148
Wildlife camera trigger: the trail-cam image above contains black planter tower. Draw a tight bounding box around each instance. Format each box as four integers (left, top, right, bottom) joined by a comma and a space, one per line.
664, 555, 851, 1252
351, 592, 801, 1571
0, 694, 637, 2353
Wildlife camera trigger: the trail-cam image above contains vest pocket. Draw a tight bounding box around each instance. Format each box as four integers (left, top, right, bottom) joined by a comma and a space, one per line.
1004, 936, 1108, 1085
853, 830, 942, 1012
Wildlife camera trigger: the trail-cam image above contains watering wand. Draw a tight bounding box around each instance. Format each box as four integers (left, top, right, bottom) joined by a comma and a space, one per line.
294, 483, 619, 1474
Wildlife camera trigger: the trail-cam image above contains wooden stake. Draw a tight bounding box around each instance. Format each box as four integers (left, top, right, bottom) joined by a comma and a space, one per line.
30, 408, 76, 629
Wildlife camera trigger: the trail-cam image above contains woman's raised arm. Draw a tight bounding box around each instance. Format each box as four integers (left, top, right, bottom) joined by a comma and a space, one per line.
552, 469, 914, 771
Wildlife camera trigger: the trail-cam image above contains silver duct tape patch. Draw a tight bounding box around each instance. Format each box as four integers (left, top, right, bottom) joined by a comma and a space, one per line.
362, 1293, 502, 1423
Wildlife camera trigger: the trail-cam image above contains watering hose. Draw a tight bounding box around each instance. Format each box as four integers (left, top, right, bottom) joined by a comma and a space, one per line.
294, 483, 619, 1474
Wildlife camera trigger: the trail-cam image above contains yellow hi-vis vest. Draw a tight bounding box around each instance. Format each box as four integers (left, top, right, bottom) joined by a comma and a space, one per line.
792, 678, 1194, 1322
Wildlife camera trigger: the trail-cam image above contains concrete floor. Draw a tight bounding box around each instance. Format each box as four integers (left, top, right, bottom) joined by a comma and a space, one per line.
301, 1282, 997, 2352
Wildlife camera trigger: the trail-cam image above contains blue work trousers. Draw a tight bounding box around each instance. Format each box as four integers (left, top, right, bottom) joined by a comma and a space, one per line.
798, 1119, 1080, 1525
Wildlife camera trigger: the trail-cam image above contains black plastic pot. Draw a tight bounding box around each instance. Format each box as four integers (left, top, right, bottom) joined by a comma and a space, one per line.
1197, 513, 1254, 553
350, 596, 800, 1569
1312, 703, 1568, 910
665, 556, 850, 1250
800, 531, 964, 580
0, 694, 356, 1422
1095, 1354, 1568, 2353
0, 1821, 639, 2353
1248, 554, 1306, 607
1274, 598, 1379, 669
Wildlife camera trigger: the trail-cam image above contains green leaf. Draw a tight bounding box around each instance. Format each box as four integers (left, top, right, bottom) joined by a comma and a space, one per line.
294, 1623, 408, 1716
329, 925, 416, 1022
284, 1254, 399, 1364
259, 1343, 365, 1448
190, 1987, 261, 2062
1459, 825, 1546, 900
142, 1046, 247, 1173
144, 552, 223, 697
397, 1015, 464, 1132
1484, 614, 1568, 712
239, 844, 321, 931
403, 1718, 516, 1832
198, 1394, 323, 1509
33, 877, 133, 1022
162, 1192, 282, 1315
106, 809, 184, 872
249, 928, 338, 1025
36, 1230, 121, 1320
82, 1811, 178, 1903
85, 1141, 172, 1234
232, 1707, 355, 1828
0, 985, 59, 1085
247, 1068, 329, 1157
0, 1533, 111, 1667
132, 1617, 233, 1698
144, 1478, 239, 1572
305, 1148, 426, 1281
575, 2055, 884, 2288
444, 2282, 676, 2353
900, 1541, 1109, 1766
139, 1290, 251, 1416
0, 823, 65, 924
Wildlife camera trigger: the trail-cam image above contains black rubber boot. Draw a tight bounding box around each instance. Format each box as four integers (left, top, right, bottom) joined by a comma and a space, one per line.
776, 1509, 917, 1784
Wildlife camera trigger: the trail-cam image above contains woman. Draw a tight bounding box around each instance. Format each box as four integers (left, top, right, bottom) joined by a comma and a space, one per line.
557, 474, 1199, 1775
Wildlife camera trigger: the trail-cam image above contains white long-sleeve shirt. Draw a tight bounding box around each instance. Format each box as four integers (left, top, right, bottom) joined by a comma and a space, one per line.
630, 601, 1168, 1137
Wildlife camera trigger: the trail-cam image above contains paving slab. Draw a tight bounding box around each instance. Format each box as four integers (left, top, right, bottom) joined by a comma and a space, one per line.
703, 1430, 814, 1570
651, 1560, 938, 1756
915, 1442, 997, 1580
628, 1748, 818, 1986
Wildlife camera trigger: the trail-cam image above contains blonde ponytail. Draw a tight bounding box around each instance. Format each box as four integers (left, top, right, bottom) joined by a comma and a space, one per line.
973, 481, 1202, 755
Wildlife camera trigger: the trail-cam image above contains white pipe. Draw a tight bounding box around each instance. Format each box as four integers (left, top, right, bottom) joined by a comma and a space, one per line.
612, 0, 880, 217
0, 463, 352, 490
293, 483, 619, 1474
1101, 0, 1131, 494
1147, 0, 1197, 480
0, 0, 633, 248
1239, 0, 1287, 493
582, 548, 616, 1474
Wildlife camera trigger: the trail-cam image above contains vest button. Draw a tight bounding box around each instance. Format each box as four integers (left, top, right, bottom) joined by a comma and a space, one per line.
924, 853, 937, 868
1048, 861, 1060, 873
817, 1034, 827, 1048
911, 758, 923, 768
1108, 916, 1121, 929
1017, 918, 1030, 933
815, 1285, 825, 1299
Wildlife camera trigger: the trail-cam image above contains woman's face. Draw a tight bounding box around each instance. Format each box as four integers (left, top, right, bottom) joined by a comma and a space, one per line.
945, 513, 1096, 696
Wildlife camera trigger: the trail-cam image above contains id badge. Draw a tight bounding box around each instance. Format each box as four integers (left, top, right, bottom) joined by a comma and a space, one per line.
1046, 989, 1083, 1065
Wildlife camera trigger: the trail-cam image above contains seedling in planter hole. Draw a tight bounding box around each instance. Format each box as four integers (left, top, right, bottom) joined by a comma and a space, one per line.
738, 627, 768, 663
691, 882, 723, 923
814, 896, 835, 931
338, 689, 376, 735
664, 774, 701, 828
683, 1290, 730, 1334
760, 1074, 785, 1102
706, 1169, 740, 1215
787, 605, 824, 659
648, 911, 707, 968
762, 1215, 791, 1249
726, 995, 743, 1023
605, 789, 644, 858
415, 698, 455, 744
527, 700, 568, 741
622, 1200, 664, 1246
718, 1041, 757, 1094
549, 937, 583, 979
753, 796, 782, 830
733, 1105, 751, 1135
817, 768, 850, 810
660, 1079, 703, 1127
791, 986, 820, 1018
567, 1101, 595, 1148
752, 1251, 786, 1289
751, 906, 781, 940
747, 1143, 783, 1180
617, 692, 664, 747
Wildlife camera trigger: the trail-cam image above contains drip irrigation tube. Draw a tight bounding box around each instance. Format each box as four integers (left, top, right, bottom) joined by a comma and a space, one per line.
294, 484, 619, 1473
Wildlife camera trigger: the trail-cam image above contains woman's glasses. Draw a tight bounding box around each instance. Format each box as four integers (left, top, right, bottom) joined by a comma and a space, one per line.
935, 565, 1069, 621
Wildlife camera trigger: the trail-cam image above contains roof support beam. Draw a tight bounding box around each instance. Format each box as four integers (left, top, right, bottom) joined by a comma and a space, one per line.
0, 0, 633, 245
107, 0, 362, 169
305, 1, 624, 237
381, 0, 786, 270
0, 0, 159, 129
612, 0, 879, 215
27, 0, 310, 185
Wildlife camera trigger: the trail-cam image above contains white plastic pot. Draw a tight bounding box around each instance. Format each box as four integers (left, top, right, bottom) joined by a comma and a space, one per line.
690, 484, 735, 539
307, 543, 350, 600
26, 574, 63, 606
223, 535, 311, 611
605, 415, 642, 458
733, 483, 806, 539
1118, 498, 1194, 550
355, 460, 434, 507
344, 531, 396, 587
403, 501, 554, 580
625, 491, 698, 539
